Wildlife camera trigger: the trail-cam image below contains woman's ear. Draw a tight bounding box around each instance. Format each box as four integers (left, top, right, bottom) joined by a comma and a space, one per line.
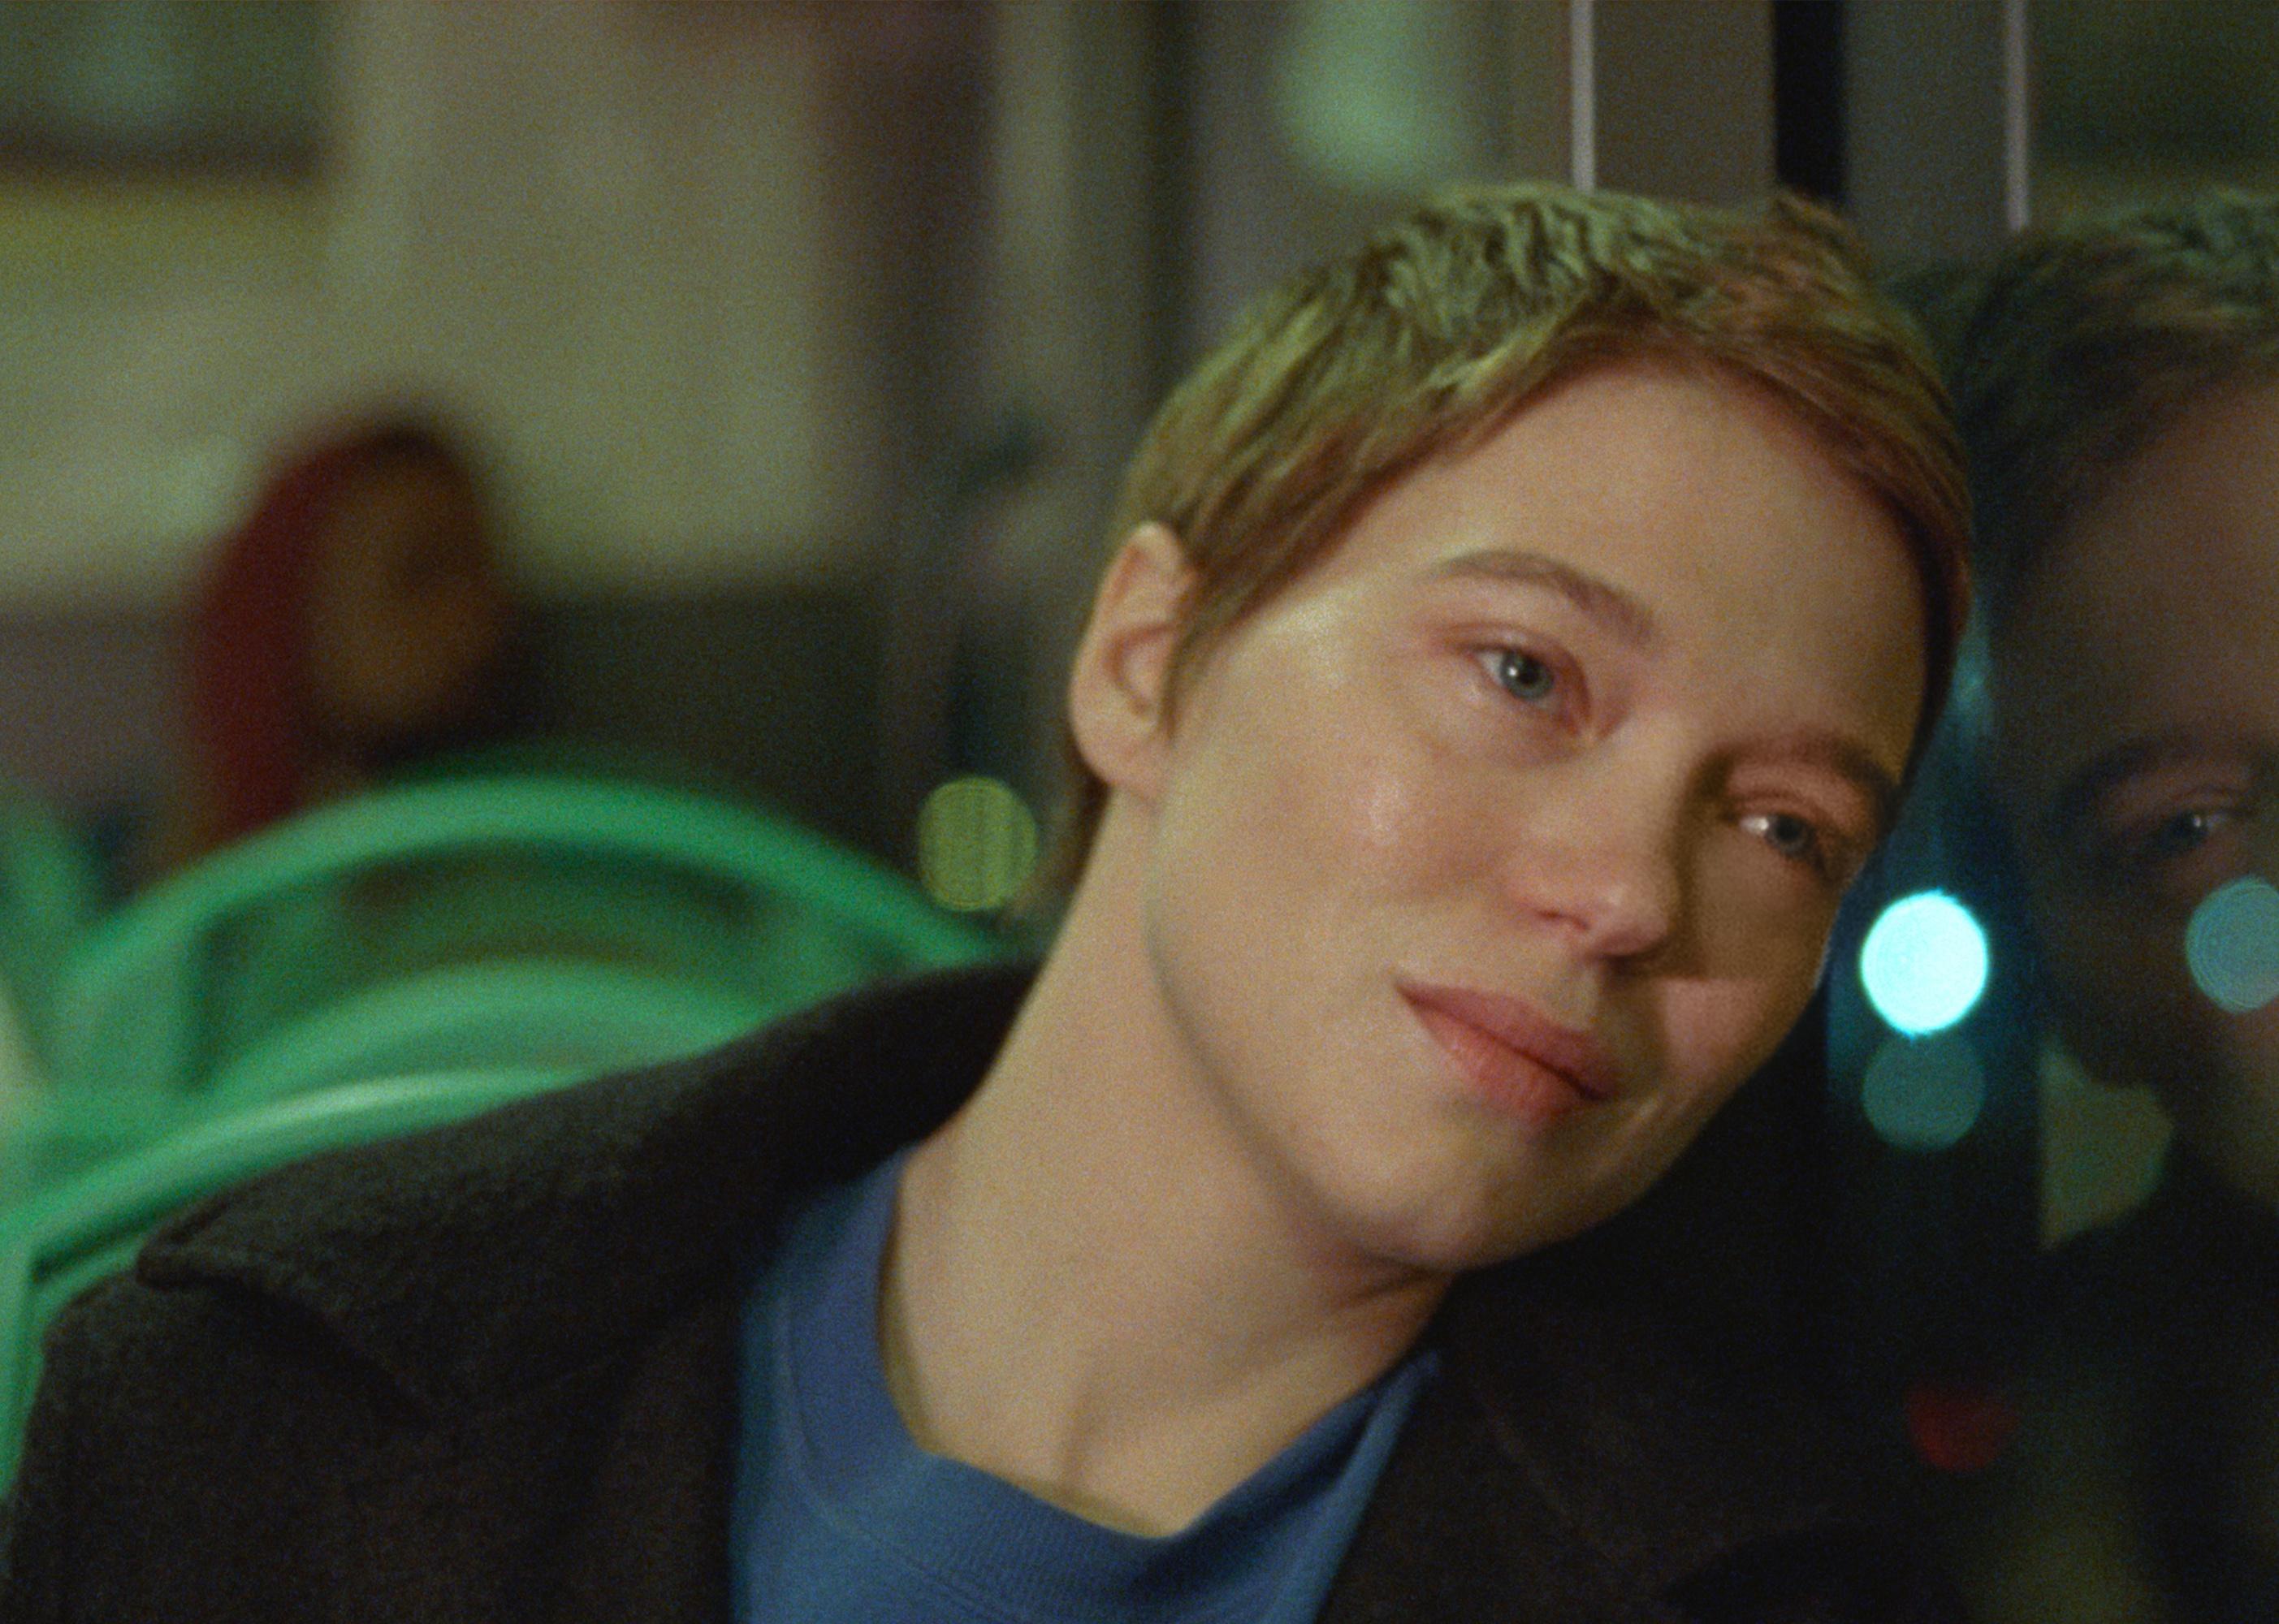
1067, 522, 1194, 804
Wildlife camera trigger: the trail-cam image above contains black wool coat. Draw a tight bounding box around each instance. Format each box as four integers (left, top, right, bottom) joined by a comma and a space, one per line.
0, 966, 1965, 1622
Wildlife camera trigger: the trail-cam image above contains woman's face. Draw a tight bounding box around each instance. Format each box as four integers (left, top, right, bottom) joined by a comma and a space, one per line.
302, 455, 512, 745
1120, 362, 1925, 1269
1990, 380, 2279, 1199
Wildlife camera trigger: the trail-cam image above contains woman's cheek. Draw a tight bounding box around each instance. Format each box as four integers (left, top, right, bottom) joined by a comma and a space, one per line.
1692, 866, 1837, 990
1358, 767, 1414, 856
1690, 974, 1815, 1098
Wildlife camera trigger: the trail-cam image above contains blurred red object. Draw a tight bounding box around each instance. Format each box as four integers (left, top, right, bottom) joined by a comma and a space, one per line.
1904, 1379, 2021, 1475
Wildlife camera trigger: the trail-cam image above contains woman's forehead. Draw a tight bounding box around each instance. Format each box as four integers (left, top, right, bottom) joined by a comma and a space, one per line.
1240, 366, 1926, 767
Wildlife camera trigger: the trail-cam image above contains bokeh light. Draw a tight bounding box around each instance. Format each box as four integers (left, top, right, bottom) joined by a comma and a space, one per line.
915, 775, 1039, 914
2185, 875, 2279, 1015
1859, 890, 1990, 1036
1904, 1380, 2020, 1475
1862, 1032, 1987, 1152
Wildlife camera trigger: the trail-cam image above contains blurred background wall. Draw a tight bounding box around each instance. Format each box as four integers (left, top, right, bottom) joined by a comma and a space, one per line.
0, 0, 996, 853
0, 0, 2162, 884
1, 1, 1898, 866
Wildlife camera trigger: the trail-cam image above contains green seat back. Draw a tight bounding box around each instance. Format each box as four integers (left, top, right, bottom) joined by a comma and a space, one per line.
201, 958, 767, 1108
0, 1089, 193, 1215
47, 775, 998, 1104
0, 1066, 579, 1494
0, 786, 102, 1060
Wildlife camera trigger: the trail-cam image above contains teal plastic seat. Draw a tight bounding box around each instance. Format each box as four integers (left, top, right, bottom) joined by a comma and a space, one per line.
0, 1086, 192, 1215
201, 958, 766, 1108
0, 785, 102, 1063
0, 1066, 579, 1493
46, 775, 999, 1107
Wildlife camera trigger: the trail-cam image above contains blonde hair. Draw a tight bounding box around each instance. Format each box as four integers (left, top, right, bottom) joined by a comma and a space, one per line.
1046, 183, 1971, 892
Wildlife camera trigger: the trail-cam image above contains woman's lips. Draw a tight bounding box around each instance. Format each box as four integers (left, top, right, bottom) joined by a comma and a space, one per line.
1396, 980, 1620, 1127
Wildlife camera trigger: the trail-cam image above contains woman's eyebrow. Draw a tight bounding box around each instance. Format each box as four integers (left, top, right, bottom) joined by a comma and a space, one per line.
1746, 733, 1904, 840
1428, 548, 1660, 649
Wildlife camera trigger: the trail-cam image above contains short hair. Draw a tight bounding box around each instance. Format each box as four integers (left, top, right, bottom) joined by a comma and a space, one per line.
1931, 190, 2279, 632
1045, 183, 1972, 894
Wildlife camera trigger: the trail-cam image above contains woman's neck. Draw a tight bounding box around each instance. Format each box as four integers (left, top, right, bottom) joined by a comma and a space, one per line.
876, 843, 1448, 1535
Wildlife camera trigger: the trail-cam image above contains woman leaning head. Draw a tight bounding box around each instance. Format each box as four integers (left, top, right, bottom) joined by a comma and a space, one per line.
1010, 183, 1970, 1280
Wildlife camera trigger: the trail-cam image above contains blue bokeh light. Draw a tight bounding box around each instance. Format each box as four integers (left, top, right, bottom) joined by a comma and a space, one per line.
1860, 890, 1990, 1036
1862, 1033, 1987, 1152
2186, 876, 2279, 1015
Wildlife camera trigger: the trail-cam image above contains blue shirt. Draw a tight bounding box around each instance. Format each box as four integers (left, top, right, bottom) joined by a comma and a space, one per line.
729, 1149, 1438, 1622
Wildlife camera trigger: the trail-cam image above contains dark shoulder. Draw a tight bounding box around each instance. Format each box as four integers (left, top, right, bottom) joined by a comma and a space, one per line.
125, 964, 1027, 1415
112, 1041, 784, 1423
2, 1265, 408, 1619
141, 961, 1029, 1292
2040, 1158, 2279, 1348
1429, 1265, 1965, 1623
1669, 1530, 1974, 1624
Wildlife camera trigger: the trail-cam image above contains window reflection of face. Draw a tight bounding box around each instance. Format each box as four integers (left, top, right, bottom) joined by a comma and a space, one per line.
1113, 363, 1924, 1268
1990, 379, 2279, 1199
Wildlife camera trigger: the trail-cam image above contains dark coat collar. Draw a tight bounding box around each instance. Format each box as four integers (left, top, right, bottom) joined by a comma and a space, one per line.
136, 965, 1031, 1417
136, 964, 1916, 1618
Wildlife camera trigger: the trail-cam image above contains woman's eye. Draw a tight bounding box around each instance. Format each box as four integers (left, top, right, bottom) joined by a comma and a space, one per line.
1483, 648, 1558, 704
1741, 809, 1832, 874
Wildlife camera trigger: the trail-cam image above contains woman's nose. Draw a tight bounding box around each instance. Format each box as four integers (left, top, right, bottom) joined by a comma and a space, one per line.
1498, 784, 1687, 964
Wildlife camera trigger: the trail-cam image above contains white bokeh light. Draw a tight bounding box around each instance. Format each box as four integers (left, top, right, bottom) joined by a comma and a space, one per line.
1860, 891, 1991, 1036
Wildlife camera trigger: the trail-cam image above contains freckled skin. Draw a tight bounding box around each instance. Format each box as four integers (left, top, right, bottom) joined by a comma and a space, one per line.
1134, 363, 1926, 1268
1991, 380, 2279, 1202
1359, 771, 1411, 856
